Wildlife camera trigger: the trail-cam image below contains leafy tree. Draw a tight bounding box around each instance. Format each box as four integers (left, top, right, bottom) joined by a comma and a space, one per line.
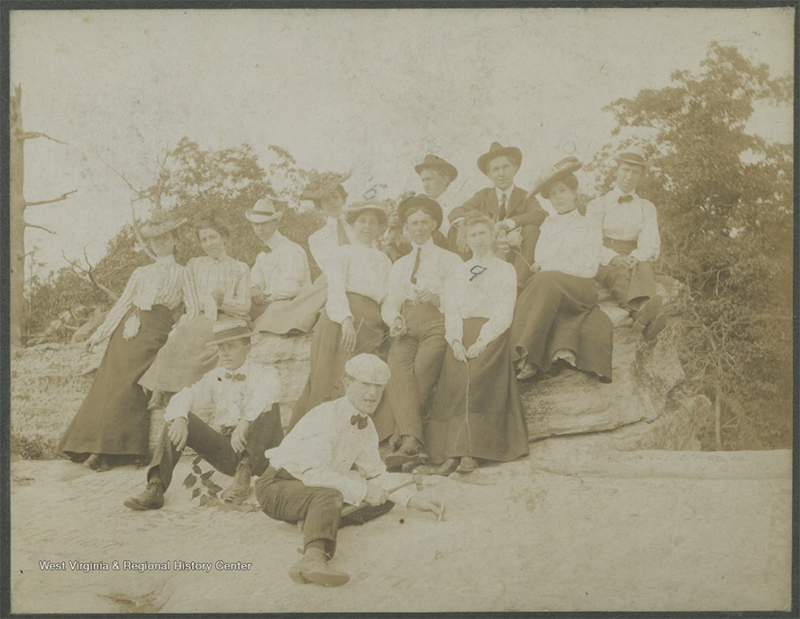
587, 43, 793, 449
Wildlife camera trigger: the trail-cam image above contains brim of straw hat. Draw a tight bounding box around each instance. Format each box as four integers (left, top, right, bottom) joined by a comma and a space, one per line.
140, 217, 188, 239
245, 209, 283, 223
300, 172, 351, 201
529, 159, 583, 198
205, 331, 257, 347
615, 154, 649, 168
343, 203, 390, 225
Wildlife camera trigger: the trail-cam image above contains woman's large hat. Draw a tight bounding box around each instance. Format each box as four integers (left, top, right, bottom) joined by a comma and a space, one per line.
477, 142, 523, 175
414, 154, 458, 183
615, 145, 649, 168
245, 198, 283, 223
342, 200, 391, 226
397, 194, 443, 229
139, 211, 188, 239
205, 319, 256, 347
529, 156, 583, 198
300, 170, 351, 202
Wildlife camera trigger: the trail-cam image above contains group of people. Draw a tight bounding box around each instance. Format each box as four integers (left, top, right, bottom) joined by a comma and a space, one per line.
56, 141, 665, 586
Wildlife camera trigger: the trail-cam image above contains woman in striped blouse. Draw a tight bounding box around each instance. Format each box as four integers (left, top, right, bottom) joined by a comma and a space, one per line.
139, 215, 251, 407
58, 214, 192, 472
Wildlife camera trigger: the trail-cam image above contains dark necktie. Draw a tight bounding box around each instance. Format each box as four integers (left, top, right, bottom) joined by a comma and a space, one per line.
350, 414, 368, 429
498, 192, 508, 220
618, 195, 634, 204
410, 247, 421, 284
224, 372, 246, 381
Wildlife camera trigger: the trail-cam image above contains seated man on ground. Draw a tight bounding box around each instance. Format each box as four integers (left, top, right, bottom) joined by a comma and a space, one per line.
124, 319, 284, 511
585, 145, 665, 341
255, 354, 443, 587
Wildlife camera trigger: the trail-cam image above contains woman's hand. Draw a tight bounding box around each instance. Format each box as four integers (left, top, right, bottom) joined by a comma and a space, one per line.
230, 419, 250, 453
466, 339, 487, 359
408, 496, 445, 518
84, 338, 97, 353
506, 228, 523, 248
390, 316, 407, 338
211, 291, 224, 307
341, 317, 357, 352
168, 418, 190, 451
416, 289, 439, 306
452, 340, 468, 363
610, 256, 637, 269
250, 287, 267, 306
529, 262, 542, 274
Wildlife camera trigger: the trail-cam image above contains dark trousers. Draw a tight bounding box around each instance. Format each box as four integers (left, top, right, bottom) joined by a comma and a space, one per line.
148, 405, 283, 490
447, 223, 542, 289
255, 467, 395, 557
373, 302, 446, 445
596, 237, 657, 310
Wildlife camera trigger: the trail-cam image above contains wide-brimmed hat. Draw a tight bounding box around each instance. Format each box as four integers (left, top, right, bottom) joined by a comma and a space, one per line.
345, 353, 391, 385
342, 200, 391, 226
529, 156, 583, 198
205, 319, 256, 347
397, 194, 443, 229
615, 145, 649, 168
477, 142, 523, 175
245, 198, 283, 223
414, 154, 458, 183
139, 211, 188, 239
301, 170, 351, 202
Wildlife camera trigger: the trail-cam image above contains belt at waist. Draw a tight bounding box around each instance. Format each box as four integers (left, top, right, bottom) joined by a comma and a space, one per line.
603, 237, 638, 256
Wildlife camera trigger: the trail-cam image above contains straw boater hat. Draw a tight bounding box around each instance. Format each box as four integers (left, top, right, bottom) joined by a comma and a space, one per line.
397, 194, 443, 229
301, 170, 351, 202
477, 142, 523, 175
414, 154, 458, 183
529, 156, 583, 199
342, 200, 392, 226
245, 198, 283, 223
139, 211, 188, 239
615, 145, 649, 168
345, 353, 391, 385
205, 319, 256, 347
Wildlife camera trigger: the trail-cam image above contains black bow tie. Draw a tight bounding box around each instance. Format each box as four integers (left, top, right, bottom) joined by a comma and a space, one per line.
224, 372, 246, 382
350, 414, 368, 429
618, 195, 634, 204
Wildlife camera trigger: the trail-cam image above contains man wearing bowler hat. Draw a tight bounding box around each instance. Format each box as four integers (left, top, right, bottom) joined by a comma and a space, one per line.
373, 195, 463, 468
255, 354, 443, 587
414, 154, 459, 237
586, 145, 665, 341
124, 319, 284, 511
247, 198, 311, 321
448, 142, 548, 289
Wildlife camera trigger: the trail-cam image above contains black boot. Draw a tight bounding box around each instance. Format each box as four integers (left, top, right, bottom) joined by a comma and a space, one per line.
124, 480, 166, 511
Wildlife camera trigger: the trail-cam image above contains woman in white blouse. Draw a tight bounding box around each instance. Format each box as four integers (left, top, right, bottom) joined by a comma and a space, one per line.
424, 211, 529, 475
510, 157, 613, 383
255, 171, 353, 335
139, 215, 251, 403
58, 214, 192, 472
289, 201, 393, 429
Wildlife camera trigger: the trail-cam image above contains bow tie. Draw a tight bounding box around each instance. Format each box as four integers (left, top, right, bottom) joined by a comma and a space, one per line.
350, 414, 368, 430
618, 194, 634, 204
224, 372, 246, 382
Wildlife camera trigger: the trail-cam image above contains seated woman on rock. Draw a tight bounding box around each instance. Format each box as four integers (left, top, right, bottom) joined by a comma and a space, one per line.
510, 157, 613, 383
139, 214, 251, 409
254, 171, 353, 335
288, 200, 393, 429
424, 211, 529, 475
57, 213, 192, 472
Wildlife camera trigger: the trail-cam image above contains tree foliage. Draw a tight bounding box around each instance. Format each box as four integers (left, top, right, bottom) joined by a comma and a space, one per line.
587, 43, 793, 449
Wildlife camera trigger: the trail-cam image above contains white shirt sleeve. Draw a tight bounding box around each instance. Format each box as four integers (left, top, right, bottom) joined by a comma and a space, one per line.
270, 243, 311, 301
220, 263, 252, 318
91, 268, 140, 343
630, 201, 660, 263
241, 366, 281, 421
353, 432, 413, 508
381, 259, 406, 326
164, 372, 215, 422
443, 271, 464, 346
325, 246, 353, 324
178, 264, 200, 326
476, 262, 516, 346
250, 254, 267, 292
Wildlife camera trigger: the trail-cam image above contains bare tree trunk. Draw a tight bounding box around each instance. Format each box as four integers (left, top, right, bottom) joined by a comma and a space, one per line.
10, 85, 25, 347
714, 379, 723, 450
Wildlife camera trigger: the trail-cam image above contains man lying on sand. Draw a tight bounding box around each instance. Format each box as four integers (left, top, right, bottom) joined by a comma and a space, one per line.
255, 353, 444, 587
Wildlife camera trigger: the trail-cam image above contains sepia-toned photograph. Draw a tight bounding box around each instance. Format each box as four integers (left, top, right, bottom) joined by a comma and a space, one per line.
5, 3, 796, 614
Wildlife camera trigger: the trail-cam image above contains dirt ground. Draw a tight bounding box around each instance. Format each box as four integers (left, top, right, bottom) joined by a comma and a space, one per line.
10, 446, 792, 613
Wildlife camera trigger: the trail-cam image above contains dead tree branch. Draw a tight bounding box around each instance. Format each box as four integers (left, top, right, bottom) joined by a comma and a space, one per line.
61, 249, 119, 303
14, 129, 68, 145
26, 223, 56, 235
24, 189, 78, 207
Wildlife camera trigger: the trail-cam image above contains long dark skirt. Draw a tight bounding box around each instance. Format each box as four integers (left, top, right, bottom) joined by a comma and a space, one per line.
288, 293, 388, 429
58, 305, 174, 459
425, 318, 529, 465
511, 271, 613, 381
254, 276, 328, 335
138, 315, 217, 393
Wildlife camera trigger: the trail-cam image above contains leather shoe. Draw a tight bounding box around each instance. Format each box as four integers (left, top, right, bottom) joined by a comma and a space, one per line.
289, 549, 349, 587
124, 481, 166, 511
436, 458, 459, 476
455, 456, 479, 474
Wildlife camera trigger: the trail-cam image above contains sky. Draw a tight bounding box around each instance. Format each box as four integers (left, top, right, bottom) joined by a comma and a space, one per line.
10, 7, 794, 275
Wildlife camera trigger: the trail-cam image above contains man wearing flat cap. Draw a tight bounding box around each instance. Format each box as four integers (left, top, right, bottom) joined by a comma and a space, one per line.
247, 198, 311, 321
124, 319, 284, 511
256, 354, 443, 587
415, 154, 459, 237
373, 195, 463, 469
586, 145, 665, 341
448, 142, 548, 289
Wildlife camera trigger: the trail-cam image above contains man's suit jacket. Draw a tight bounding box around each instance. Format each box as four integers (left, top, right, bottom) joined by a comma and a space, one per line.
448, 186, 548, 229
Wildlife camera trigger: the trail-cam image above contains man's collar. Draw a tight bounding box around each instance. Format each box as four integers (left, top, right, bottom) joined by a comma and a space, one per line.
337, 395, 362, 419
496, 185, 516, 199
155, 255, 176, 265
221, 358, 251, 378
264, 230, 284, 250
611, 186, 637, 200
411, 237, 436, 254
